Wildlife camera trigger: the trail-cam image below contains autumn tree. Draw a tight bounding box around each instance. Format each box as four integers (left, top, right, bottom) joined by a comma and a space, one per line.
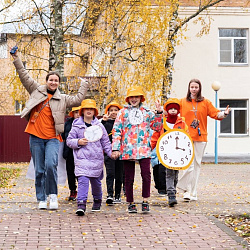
81, 0, 230, 110
0, 0, 91, 113
1, 0, 244, 114
83, 0, 172, 111
162, 0, 227, 101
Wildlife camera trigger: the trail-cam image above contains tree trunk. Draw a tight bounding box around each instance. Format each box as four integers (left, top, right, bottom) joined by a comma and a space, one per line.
101, 15, 118, 112
49, 0, 65, 91
162, 1, 179, 102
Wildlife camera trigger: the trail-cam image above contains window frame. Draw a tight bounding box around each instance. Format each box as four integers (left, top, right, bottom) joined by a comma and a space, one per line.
14, 100, 23, 115
0, 42, 8, 59
218, 28, 248, 66
219, 99, 249, 136
64, 42, 74, 58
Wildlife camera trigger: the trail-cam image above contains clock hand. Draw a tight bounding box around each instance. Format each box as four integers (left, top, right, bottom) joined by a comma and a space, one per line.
175, 136, 179, 148
176, 147, 185, 151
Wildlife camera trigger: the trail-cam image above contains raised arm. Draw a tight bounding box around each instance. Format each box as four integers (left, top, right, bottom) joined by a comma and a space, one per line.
65, 77, 90, 108
11, 49, 39, 94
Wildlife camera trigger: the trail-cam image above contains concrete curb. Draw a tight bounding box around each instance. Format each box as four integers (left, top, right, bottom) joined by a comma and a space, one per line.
208, 216, 250, 249
202, 153, 250, 163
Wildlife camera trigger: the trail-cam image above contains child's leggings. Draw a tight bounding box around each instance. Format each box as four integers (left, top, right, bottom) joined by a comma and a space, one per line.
123, 158, 151, 203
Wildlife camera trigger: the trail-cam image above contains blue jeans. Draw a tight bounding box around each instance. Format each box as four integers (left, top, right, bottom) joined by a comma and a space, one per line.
29, 135, 59, 201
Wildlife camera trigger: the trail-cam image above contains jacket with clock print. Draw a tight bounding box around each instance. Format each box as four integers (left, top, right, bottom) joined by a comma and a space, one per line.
112, 104, 162, 160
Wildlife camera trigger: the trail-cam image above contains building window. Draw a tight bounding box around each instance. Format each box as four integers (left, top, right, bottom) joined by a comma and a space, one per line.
15, 100, 23, 114
219, 28, 248, 65
220, 99, 248, 135
64, 42, 74, 57
0, 43, 7, 59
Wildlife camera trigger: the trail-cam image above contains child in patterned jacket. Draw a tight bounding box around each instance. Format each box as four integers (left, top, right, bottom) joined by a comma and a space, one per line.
111, 86, 162, 213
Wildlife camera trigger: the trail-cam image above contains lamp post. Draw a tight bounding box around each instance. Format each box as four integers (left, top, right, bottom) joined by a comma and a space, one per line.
211, 81, 221, 164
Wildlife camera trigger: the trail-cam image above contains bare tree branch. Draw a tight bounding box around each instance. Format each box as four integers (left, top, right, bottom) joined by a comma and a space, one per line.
0, 0, 18, 14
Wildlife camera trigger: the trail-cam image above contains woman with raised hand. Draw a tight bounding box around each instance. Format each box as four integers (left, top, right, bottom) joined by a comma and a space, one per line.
178, 79, 230, 201
10, 47, 90, 210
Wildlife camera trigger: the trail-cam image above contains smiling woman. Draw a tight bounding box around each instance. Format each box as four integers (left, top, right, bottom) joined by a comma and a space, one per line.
10, 47, 90, 211
177, 79, 231, 202
45, 72, 61, 91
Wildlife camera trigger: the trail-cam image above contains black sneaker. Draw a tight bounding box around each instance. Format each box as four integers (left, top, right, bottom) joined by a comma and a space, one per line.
92, 199, 102, 211
168, 196, 178, 207
158, 192, 167, 197
142, 202, 150, 213
113, 197, 121, 204
128, 204, 137, 213
106, 196, 114, 205
76, 208, 85, 216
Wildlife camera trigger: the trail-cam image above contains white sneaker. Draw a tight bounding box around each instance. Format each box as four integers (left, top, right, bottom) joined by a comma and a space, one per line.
183, 192, 191, 201
49, 194, 58, 210
190, 196, 198, 201
38, 200, 47, 209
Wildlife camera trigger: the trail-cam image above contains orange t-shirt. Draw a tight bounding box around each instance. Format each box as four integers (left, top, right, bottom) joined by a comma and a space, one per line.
180, 98, 220, 142
25, 94, 62, 142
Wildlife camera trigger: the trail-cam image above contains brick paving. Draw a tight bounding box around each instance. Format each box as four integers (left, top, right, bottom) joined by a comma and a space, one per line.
0, 163, 249, 249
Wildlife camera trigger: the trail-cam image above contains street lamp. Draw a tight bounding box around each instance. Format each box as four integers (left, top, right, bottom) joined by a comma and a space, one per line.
211, 81, 221, 164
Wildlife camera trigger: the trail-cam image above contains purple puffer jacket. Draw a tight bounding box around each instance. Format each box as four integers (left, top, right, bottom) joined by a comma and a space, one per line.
66, 116, 112, 178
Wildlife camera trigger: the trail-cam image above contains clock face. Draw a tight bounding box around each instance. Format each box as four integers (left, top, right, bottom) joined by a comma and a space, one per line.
128, 109, 143, 125
156, 129, 194, 170
84, 125, 103, 142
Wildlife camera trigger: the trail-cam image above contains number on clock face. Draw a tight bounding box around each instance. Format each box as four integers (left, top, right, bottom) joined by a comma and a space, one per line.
156, 129, 194, 170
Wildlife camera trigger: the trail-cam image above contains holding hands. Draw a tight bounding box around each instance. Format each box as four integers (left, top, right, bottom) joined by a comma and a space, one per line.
111, 151, 120, 160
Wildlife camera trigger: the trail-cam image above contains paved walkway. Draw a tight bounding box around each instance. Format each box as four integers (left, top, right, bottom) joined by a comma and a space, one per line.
0, 163, 249, 249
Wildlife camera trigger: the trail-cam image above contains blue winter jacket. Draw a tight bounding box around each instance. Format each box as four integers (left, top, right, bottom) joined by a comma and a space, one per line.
66, 116, 112, 178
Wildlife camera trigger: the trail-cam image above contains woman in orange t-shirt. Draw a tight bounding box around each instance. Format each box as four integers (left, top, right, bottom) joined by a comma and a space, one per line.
177, 79, 231, 201
11, 48, 89, 210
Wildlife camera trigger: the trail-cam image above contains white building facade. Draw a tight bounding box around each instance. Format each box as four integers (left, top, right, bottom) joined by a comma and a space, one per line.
171, 7, 250, 161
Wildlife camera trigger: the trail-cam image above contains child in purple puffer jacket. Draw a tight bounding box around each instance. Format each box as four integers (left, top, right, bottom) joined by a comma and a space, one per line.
67, 99, 112, 216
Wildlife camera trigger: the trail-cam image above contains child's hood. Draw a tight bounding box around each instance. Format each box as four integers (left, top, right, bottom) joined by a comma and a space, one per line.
123, 103, 151, 112
72, 116, 100, 128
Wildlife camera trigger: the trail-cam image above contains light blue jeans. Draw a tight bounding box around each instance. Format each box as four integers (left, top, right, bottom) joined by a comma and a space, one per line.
29, 135, 59, 201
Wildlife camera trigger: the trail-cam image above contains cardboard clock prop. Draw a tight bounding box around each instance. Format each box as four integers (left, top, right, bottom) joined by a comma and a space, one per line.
84, 125, 103, 142
156, 128, 194, 170
128, 109, 143, 125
